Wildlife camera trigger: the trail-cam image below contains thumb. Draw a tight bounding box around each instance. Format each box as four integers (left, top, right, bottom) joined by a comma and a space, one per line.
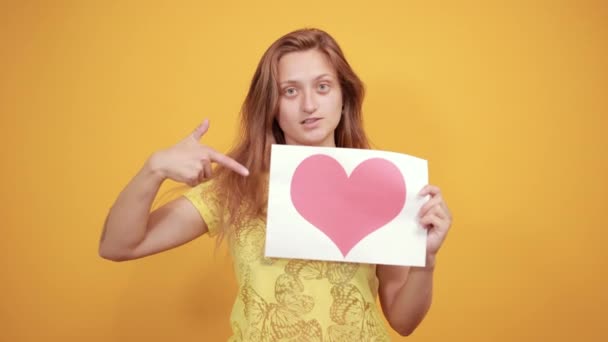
190, 119, 210, 141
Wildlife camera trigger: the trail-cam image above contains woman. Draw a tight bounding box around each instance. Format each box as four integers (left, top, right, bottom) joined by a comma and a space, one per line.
99, 28, 452, 341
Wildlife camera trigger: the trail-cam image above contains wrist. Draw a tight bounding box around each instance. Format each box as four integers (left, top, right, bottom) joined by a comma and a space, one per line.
414, 254, 437, 271
144, 152, 168, 181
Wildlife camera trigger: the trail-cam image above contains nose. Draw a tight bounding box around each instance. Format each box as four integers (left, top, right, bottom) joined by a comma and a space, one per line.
301, 88, 318, 114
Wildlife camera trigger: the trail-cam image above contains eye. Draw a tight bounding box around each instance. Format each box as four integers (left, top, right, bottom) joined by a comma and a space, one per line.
318, 83, 330, 92
284, 87, 297, 96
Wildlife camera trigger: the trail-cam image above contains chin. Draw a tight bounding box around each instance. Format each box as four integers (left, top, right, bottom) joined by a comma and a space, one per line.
299, 134, 334, 147
283, 125, 337, 146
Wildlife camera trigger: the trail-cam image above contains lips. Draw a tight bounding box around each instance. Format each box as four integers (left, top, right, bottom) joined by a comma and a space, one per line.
301, 117, 321, 124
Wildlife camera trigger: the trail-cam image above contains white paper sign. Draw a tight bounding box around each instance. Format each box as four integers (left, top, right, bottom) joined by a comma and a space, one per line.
264, 144, 429, 266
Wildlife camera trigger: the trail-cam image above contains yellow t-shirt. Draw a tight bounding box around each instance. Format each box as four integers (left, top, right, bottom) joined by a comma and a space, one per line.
184, 180, 391, 341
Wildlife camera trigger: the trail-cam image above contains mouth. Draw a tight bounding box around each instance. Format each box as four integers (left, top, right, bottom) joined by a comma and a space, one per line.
301, 117, 322, 124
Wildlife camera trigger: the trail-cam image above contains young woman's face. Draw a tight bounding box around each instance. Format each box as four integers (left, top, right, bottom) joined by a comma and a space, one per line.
276, 49, 343, 147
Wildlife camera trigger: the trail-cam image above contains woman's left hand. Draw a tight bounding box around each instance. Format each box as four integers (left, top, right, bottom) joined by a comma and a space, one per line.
417, 185, 452, 266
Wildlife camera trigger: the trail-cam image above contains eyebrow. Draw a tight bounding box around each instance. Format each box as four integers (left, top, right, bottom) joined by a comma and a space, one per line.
279, 73, 335, 86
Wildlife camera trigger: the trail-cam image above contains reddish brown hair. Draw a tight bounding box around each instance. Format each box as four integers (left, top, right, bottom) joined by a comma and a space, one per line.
211, 28, 370, 242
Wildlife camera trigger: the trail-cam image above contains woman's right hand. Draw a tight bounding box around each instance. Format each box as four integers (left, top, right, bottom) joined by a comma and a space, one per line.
146, 119, 249, 186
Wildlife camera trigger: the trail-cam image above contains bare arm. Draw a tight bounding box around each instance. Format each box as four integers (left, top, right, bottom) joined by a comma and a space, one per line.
376, 258, 435, 336
377, 184, 453, 336
98, 158, 208, 261
98, 119, 249, 262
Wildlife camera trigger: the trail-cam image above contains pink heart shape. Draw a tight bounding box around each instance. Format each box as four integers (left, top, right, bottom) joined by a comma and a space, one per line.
291, 154, 406, 257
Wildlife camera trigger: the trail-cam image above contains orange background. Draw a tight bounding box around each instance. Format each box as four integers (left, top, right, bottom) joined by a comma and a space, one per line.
1, 1, 607, 341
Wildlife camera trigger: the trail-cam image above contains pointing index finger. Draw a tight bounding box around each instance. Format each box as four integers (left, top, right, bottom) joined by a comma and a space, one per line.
207, 149, 249, 176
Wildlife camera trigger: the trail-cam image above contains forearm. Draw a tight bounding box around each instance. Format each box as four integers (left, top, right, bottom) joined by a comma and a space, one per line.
99, 157, 165, 259
390, 256, 436, 336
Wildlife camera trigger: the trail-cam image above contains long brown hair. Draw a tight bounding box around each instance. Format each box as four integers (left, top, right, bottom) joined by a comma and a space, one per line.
211, 28, 370, 243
